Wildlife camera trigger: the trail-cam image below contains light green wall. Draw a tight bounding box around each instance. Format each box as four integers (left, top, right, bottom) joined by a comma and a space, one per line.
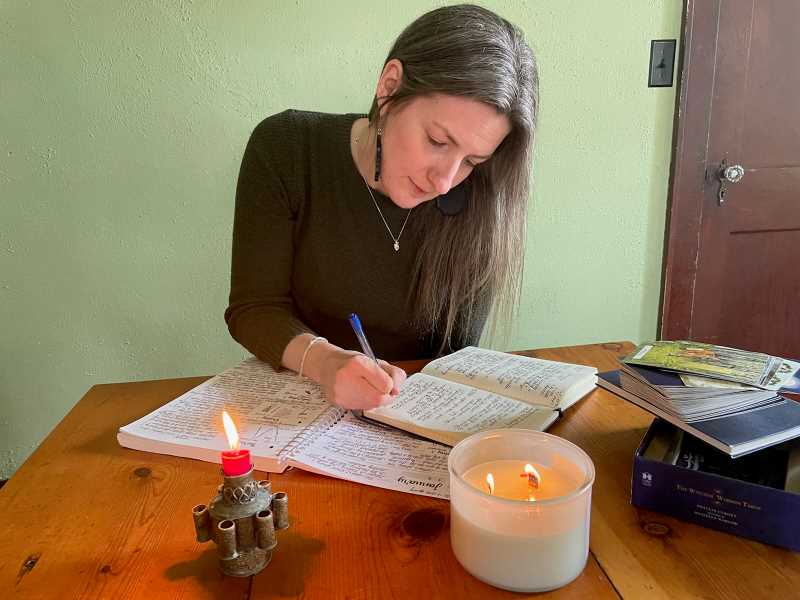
0, 1, 681, 478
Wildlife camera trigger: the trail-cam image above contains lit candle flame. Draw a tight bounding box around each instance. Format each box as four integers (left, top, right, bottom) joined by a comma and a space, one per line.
486, 473, 495, 495
222, 411, 239, 450
522, 463, 542, 489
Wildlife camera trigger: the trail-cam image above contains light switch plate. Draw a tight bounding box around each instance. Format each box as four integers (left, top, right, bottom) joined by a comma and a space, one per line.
648, 39, 676, 87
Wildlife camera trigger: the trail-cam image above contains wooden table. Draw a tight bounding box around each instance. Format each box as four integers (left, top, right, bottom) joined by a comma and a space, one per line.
2, 342, 799, 599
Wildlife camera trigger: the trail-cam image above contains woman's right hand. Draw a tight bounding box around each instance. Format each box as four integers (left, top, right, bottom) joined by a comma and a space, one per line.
318, 349, 407, 410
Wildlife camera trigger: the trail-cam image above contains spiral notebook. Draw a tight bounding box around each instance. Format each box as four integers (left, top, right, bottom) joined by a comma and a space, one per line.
117, 358, 452, 498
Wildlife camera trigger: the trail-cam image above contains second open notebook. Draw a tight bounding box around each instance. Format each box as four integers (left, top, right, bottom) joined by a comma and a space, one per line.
117, 347, 597, 498
363, 346, 598, 445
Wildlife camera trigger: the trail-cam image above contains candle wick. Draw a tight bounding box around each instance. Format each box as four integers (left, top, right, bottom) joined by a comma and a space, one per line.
485, 473, 495, 495
520, 473, 540, 489
522, 465, 542, 490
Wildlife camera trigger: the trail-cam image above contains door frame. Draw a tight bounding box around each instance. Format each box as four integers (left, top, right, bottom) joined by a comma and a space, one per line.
659, 0, 722, 340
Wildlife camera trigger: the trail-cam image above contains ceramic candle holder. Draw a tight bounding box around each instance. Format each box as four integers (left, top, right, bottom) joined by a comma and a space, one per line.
191, 468, 289, 577
448, 429, 595, 592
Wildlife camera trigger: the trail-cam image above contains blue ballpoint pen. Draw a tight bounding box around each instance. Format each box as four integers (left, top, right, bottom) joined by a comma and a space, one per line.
347, 313, 430, 439
348, 312, 380, 418
348, 313, 379, 366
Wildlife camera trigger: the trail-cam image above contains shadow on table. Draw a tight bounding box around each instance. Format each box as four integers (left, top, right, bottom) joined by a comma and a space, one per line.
164, 530, 325, 598
163, 548, 248, 598
250, 530, 326, 596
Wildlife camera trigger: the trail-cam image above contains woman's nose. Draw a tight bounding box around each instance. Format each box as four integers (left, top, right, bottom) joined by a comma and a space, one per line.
430, 157, 462, 195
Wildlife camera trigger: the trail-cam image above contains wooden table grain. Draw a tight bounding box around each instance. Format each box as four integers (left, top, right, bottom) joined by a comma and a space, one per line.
1, 342, 798, 599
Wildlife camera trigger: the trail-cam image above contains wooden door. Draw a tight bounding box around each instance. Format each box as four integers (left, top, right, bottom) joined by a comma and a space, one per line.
661, 0, 800, 358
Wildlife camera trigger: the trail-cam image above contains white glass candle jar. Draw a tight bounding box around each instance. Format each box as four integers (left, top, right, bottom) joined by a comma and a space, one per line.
448, 429, 595, 592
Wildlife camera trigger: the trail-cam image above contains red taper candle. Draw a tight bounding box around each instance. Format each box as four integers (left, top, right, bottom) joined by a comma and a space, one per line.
221, 411, 251, 476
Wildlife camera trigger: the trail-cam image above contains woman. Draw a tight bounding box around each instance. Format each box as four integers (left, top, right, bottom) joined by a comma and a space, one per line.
225, 4, 538, 410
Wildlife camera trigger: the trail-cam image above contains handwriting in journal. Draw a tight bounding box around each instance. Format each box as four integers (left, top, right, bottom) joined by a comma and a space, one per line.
397, 476, 444, 492
288, 414, 451, 499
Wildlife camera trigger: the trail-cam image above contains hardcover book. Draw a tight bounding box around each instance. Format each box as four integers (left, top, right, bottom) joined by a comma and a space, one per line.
598, 370, 800, 457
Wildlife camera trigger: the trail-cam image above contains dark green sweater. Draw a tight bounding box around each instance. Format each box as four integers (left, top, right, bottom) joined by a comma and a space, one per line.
225, 110, 488, 369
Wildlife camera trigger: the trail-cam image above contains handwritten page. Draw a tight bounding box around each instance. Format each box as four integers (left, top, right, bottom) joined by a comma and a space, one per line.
366, 373, 556, 444
287, 412, 451, 499
118, 358, 336, 471
422, 346, 597, 409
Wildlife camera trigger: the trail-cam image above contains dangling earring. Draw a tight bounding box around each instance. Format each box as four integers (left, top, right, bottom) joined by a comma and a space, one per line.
436, 181, 468, 216
374, 126, 383, 182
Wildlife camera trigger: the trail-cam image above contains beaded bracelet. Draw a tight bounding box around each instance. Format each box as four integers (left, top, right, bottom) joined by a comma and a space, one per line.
298, 336, 327, 379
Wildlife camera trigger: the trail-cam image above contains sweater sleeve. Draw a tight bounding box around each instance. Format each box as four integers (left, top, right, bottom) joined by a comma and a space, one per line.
224, 114, 313, 368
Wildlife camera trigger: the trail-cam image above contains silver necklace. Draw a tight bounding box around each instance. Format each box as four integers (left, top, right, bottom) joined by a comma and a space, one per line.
361, 176, 412, 252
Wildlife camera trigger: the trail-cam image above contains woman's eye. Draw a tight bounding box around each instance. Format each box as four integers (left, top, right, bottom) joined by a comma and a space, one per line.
428, 136, 446, 147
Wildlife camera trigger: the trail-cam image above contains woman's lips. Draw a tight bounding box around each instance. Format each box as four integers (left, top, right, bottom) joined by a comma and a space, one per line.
410, 178, 429, 195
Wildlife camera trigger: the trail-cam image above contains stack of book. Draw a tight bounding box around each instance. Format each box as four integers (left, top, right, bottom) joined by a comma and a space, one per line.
598, 340, 800, 457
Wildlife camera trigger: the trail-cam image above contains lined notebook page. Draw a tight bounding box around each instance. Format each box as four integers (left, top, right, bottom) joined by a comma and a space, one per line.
422, 346, 596, 408
118, 358, 335, 470
367, 373, 555, 438
288, 412, 451, 499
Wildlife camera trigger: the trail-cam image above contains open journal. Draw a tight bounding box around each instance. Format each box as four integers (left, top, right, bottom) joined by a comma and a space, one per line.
118, 359, 452, 498
117, 348, 597, 498
363, 346, 598, 445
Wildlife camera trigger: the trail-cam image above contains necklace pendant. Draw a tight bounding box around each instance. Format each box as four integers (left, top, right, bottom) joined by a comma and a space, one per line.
394, 241, 400, 252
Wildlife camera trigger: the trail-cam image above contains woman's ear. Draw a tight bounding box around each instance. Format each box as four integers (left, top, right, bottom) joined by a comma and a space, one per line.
375, 59, 404, 116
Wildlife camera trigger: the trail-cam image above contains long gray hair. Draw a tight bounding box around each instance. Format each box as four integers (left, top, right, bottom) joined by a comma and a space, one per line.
369, 4, 539, 352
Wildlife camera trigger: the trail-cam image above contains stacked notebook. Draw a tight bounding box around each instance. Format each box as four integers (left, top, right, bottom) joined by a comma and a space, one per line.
598, 341, 800, 457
